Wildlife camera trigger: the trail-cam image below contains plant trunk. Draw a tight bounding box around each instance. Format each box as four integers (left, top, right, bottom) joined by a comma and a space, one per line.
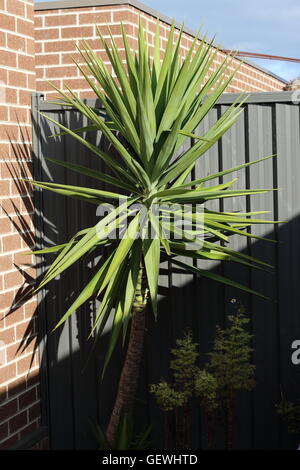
106, 267, 147, 447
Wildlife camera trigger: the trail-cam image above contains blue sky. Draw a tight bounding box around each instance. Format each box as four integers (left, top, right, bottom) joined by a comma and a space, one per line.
35, 0, 300, 81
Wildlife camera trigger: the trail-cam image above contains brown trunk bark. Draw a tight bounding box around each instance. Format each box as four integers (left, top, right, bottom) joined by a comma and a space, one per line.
106, 267, 147, 447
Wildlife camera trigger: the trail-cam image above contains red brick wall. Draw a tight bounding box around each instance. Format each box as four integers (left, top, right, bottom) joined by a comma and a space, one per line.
34, 3, 285, 100
0, 0, 43, 450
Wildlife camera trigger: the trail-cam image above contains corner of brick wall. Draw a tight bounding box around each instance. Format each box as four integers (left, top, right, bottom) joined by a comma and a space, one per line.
33, 3, 285, 100
0, 0, 46, 450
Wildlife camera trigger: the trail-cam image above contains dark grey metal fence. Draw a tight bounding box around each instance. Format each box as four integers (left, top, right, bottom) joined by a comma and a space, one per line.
32, 91, 300, 450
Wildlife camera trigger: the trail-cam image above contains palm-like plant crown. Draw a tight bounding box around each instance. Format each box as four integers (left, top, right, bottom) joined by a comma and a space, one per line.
29, 20, 277, 369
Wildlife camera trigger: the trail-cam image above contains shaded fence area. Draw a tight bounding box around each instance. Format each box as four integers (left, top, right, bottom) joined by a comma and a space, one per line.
31, 91, 300, 449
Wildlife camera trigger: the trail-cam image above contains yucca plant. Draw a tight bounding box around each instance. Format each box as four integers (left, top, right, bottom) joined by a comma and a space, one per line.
27, 20, 278, 446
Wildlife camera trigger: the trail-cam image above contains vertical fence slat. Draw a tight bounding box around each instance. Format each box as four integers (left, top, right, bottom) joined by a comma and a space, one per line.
247, 103, 280, 449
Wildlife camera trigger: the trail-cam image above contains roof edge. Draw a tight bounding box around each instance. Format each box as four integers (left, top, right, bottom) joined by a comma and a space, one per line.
34, 0, 288, 84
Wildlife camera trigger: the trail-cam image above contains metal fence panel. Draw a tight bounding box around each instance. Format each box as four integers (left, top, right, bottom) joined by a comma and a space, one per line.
32, 91, 300, 449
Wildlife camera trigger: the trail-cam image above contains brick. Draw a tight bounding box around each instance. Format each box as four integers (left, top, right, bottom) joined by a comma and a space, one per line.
8, 71, 27, 88
0, 326, 16, 345
78, 90, 97, 99
23, 265, 35, 281
16, 18, 33, 37
23, 301, 37, 320
0, 31, 5, 48
46, 65, 77, 79
35, 80, 60, 93
0, 422, 8, 441
61, 26, 93, 39
8, 106, 29, 124
35, 53, 59, 66
0, 363, 16, 383
19, 196, 34, 213
2, 233, 22, 252
0, 180, 10, 197
6, 0, 25, 18
42, 92, 59, 101
0, 13, 15, 32
79, 38, 105, 51
18, 90, 31, 106
0, 433, 19, 449
15, 321, 32, 342
0, 106, 8, 121
0, 254, 13, 272
4, 270, 24, 290
21, 338, 39, 365
62, 78, 90, 90
7, 375, 27, 400
0, 383, 7, 402
13, 247, 34, 266
94, 36, 126, 51
10, 143, 32, 164
0, 50, 16, 68
0, 398, 18, 422
0, 290, 15, 312
10, 178, 32, 200
57, 7, 93, 14
26, 371, 39, 389
18, 388, 37, 409
34, 42, 42, 54
7, 33, 26, 53
27, 73, 36, 91
18, 54, 35, 72
9, 410, 27, 434
79, 12, 112, 24
26, 37, 35, 55
5, 88, 18, 105
98, 24, 133, 37
34, 16, 43, 28
0, 124, 20, 141
25, 2, 34, 21
61, 52, 86, 65
16, 354, 36, 375
35, 67, 44, 80
45, 14, 77, 27
0, 68, 7, 84
5, 305, 24, 328
35, 28, 59, 41
28, 402, 41, 422
6, 341, 24, 363
44, 40, 75, 53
